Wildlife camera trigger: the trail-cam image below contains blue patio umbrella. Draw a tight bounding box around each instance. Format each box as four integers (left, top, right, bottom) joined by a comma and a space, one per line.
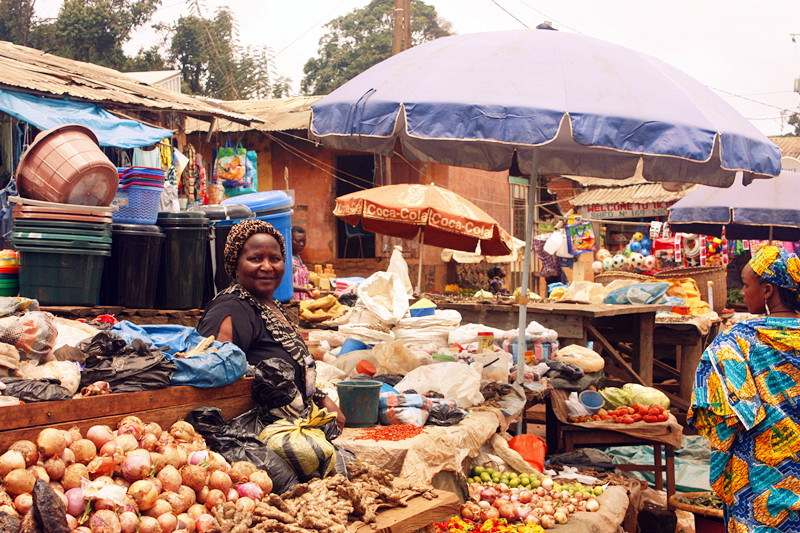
668, 170, 800, 242
309, 28, 782, 396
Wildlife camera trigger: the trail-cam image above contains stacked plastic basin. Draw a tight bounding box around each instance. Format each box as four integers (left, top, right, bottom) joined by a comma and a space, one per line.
188, 204, 254, 305
155, 212, 209, 310
11, 200, 114, 306
220, 191, 294, 302
112, 167, 166, 225
0, 250, 19, 296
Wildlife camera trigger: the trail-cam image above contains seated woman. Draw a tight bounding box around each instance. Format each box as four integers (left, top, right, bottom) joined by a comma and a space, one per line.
688, 245, 800, 531
197, 220, 345, 429
487, 266, 508, 294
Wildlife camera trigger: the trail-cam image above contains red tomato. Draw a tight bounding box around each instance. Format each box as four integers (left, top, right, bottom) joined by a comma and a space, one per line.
601, 415, 613, 421
621, 415, 635, 424
644, 415, 659, 423
631, 403, 644, 413
632, 414, 643, 422
647, 406, 661, 416
658, 413, 669, 422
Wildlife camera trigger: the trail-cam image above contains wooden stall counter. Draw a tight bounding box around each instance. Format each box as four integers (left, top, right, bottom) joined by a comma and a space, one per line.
0, 378, 255, 450
349, 490, 459, 533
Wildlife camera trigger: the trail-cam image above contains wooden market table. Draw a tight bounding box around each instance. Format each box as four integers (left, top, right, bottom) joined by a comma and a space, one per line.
437, 301, 670, 387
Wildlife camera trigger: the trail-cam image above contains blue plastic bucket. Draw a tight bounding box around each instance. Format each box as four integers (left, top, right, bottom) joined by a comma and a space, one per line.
254, 210, 294, 303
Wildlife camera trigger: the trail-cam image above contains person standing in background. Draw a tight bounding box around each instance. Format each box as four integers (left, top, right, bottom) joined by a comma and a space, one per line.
291, 226, 317, 300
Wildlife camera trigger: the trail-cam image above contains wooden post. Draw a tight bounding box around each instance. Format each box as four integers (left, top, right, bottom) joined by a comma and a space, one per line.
403, 0, 412, 50
393, 0, 403, 56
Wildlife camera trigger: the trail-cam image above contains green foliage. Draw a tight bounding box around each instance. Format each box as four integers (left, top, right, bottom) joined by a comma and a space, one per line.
0, 0, 35, 46
301, 0, 452, 96
727, 288, 743, 304
787, 113, 800, 137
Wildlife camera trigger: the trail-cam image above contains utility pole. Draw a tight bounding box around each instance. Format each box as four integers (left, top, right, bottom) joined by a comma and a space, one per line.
393, 0, 411, 56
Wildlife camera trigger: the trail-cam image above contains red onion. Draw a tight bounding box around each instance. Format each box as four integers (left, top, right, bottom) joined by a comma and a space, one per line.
121, 450, 152, 481
518, 489, 533, 504
0, 451, 26, 478
234, 482, 262, 500
158, 512, 177, 533
8, 441, 38, 468
94, 497, 120, 511
138, 516, 161, 533
194, 514, 215, 533
207, 452, 229, 473
159, 446, 183, 469
157, 465, 182, 493
13, 493, 32, 515
118, 511, 139, 533
177, 486, 196, 508
516, 503, 531, 521
67, 427, 83, 445
118, 416, 146, 441
60, 448, 76, 466
479, 487, 497, 504
36, 428, 67, 458
86, 426, 114, 450
195, 486, 209, 505
248, 470, 272, 495
227, 462, 255, 485
225, 488, 238, 503
140, 434, 159, 452
187, 451, 208, 467
65, 487, 86, 517
87, 456, 118, 478
480, 507, 500, 522
128, 479, 159, 511
121, 495, 138, 513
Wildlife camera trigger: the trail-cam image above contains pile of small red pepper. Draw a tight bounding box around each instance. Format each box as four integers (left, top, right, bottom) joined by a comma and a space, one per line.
353, 424, 425, 441
433, 516, 544, 533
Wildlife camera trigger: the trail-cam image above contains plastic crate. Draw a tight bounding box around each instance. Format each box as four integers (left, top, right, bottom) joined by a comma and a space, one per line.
112, 184, 163, 225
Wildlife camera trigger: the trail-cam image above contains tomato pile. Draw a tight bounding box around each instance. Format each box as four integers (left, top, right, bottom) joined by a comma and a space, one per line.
353, 424, 425, 441
569, 403, 668, 424
434, 516, 545, 532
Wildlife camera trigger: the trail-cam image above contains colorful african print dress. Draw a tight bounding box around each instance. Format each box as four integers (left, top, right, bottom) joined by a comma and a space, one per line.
688, 317, 800, 532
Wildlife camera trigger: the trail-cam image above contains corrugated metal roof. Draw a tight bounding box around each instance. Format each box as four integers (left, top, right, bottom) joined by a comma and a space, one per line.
563, 175, 649, 187
0, 41, 253, 124
184, 96, 322, 134
770, 136, 800, 159
569, 183, 698, 206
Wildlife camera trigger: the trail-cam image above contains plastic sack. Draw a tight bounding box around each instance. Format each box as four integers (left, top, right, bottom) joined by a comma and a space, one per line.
372, 340, 422, 376
0, 311, 57, 363
448, 323, 506, 346
394, 362, 483, 408
17, 360, 81, 393
213, 138, 247, 187
259, 405, 338, 482
186, 407, 299, 494
379, 392, 433, 410
51, 318, 98, 352
355, 271, 409, 326
562, 281, 607, 304
387, 246, 413, 296
379, 406, 428, 426
78, 332, 176, 393
110, 322, 248, 388
0, 296, 38, 318
554, 344, 605, 373
0, 377, 73, 402
225, 149, 258, 196
338, 323, 394, 344
474, 351, 511, 382
603, 282, 670, 305
426, 403, 467, 426
330, 348, 378, 378
394, 310, 462, 346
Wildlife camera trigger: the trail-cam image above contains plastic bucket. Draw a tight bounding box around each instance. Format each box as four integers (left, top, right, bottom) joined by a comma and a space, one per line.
255, 210, 294, 302
156, 213, 209, 309
508, 434, 547, 472
100, 224, 164, 308
16, 124, 118, 206
336, 380, 383, 427
17, 246, 108, 306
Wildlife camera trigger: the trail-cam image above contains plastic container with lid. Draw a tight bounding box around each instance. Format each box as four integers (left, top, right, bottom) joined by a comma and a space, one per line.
100, 224, 164, 308
156, 212, 209, 309
220, 190, 293, 216
477, 331, 495, 351
17, 245, 109, 306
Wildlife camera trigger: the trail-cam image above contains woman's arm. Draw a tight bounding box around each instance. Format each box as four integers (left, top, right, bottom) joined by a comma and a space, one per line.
319, 395, 346, 430
215, 316, 234, 343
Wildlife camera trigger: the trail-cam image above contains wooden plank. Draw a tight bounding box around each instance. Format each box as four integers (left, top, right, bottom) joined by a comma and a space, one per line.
653, 359, 681, 379
350, 490, 459, 533
526, 313, 585, 340
586, 323, 646, 385
0, 379, 253, 431
679, 338, 704, 402
633, 312, 654, 386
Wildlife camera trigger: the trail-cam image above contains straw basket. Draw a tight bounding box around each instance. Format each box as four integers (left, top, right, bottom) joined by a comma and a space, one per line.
669, 492, 724, 532
594, 270, 657, 286
654, 266, 727, 314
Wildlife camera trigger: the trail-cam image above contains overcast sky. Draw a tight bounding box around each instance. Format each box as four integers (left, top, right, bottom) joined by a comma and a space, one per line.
34, 0, 800, 137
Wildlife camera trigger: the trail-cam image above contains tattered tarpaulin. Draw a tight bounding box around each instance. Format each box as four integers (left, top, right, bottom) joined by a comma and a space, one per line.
0, 89, 173, 148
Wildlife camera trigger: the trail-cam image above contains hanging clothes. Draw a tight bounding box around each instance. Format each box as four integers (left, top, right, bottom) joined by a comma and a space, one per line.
133, 145, 161, 168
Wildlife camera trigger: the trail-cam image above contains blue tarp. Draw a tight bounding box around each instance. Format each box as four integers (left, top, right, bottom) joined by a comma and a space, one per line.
0, 89, 173, 148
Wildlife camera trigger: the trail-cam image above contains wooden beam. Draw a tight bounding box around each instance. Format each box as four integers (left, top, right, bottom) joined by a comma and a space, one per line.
586, 323, 646, 385
393, 0, 403, 55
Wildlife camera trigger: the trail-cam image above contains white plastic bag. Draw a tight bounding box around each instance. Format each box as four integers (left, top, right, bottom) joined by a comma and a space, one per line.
394, 362, 483, 407
17, 360, 82, 393
355, 271, 410, 326
543, 231, 563, 255
372, 340, 422, 375
448, 323, 506, 346
474, 351, 511, 382
394, 310, 462, 346
565, 391, 591, 417
338, 324, 395, 344
387, 246, 413, 296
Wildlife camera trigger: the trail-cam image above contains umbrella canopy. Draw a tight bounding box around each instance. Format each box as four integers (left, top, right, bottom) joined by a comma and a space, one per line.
311, 29, 781, 187
334, 183, 513, 255
668, 170, 800, 242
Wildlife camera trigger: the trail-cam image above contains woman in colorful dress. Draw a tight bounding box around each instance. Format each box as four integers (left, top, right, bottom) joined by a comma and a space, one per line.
291, 226, 317, 300
197, 219, 344, 429
688, 245, 800, 532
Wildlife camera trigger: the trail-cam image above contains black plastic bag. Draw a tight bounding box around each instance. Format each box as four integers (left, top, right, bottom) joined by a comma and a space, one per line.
32, 479, 69, 533
333, 444, 357, 478
252, 359, 298, 409
545, 359, 585, 381
0, 377, 73, 402
426, 404, 468, 426
78, 332, 176, 393
372, 373, 404, 387
337, 293, 358, 307
185, 407, 299, 494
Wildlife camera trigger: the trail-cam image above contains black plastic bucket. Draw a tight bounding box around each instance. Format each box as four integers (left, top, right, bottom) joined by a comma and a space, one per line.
156, 212, 209, 309
100, 224, 164, 308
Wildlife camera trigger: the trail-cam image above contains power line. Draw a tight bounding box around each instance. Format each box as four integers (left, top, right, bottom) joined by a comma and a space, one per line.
514, 0, 584, 34
709, 85, 796, 113
272, 0, 349, 60
490, 0, 529, 29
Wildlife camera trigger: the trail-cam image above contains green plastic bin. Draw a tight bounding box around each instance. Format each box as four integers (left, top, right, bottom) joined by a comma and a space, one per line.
17, 245, 108, 306
336, 380, 383, 427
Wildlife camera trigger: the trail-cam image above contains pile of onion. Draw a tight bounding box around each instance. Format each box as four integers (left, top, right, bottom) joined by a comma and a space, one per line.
0, 417, 273, 533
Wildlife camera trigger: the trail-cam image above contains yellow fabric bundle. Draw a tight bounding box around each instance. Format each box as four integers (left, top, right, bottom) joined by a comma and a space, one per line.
662, 277, 711, 315
299, 295, 344, 322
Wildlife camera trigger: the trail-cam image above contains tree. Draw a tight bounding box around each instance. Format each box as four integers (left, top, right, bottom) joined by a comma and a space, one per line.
169, 8, 289, 99
29, 0, 160, 70
301, 0, 452, 96
787, 113, 800, 136
0, 0, 35, 46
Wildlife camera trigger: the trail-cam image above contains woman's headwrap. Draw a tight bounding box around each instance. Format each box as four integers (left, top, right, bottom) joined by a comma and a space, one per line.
223, 219, 286, 279
749, 245, 800, 302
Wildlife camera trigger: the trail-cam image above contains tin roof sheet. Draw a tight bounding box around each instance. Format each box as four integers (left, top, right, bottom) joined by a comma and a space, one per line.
184, 96, 322, 134
569, 183, 698, 207
770, 136, 800, 159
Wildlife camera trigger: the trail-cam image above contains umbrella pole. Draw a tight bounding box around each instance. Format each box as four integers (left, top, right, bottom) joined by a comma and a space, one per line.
769, 225, 773, 245
416, 228, 425, 294
516, 152, 540, 434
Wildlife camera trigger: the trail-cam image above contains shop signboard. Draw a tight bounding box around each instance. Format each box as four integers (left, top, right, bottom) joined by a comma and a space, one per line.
579, 201, 672, 220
